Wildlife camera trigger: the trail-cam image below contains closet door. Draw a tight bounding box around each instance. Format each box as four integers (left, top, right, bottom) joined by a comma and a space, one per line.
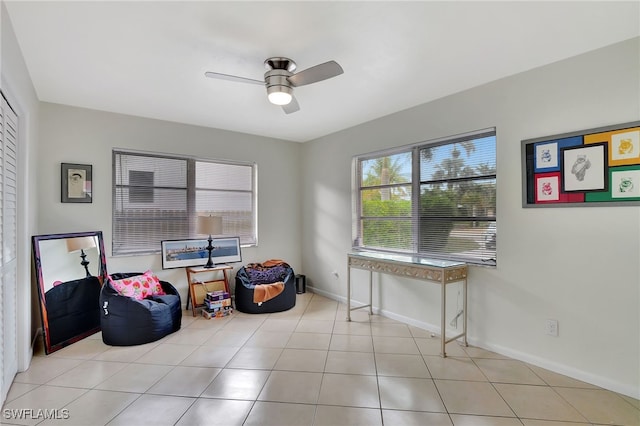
0, 93, 19, 404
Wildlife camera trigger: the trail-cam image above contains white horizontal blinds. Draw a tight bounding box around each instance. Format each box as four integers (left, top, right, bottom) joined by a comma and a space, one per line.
358, 151, 413, 251
0, 102, 3, 266
0, 97, 4, 403
0, 98, 17, 263
2, 98, 17, 267
354, 128, 496, 265
113, 150, 257, 256
195, 161, 256, 245
1, 94, 19, 404
113, 151, 189, 255
419, 132, 497, 264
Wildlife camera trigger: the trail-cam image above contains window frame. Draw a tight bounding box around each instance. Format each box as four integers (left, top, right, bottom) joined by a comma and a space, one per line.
112, 149, 257, 257
353, 128, 497, 266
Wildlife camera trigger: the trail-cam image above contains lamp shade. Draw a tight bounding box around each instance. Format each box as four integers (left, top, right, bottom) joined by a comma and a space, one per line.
66, 236, 96, 253
197, 215, 223, 236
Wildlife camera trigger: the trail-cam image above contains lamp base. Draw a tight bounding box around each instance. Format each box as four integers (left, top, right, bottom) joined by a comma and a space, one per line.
204, 236, 214, 268
80, 249, 91, 277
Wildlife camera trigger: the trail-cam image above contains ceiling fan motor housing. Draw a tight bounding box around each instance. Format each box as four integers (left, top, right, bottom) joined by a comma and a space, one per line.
265, 68, 293, 92
264, 57, 296, 72
264, 58, 296, 105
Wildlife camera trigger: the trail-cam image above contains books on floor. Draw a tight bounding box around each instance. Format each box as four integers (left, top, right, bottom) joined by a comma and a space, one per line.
202, 291, 233, 319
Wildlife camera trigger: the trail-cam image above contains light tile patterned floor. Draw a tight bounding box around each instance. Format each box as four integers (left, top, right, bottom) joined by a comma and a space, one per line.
2, 293, 639, 426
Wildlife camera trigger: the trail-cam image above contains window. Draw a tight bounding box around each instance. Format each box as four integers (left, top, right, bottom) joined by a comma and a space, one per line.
113, 150, 256, 256
353, 128, 496, 265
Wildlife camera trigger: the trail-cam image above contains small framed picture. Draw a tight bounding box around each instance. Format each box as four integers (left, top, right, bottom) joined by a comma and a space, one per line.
561, 143, 608, 193
535, 174, 560, 202
534, 141, 559, 171
61, 163, 92, 203
611, 168, 640, 198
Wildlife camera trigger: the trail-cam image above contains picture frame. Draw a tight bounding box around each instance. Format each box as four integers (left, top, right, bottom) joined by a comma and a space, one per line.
209, 237, 242, 264
522, 121, 640, 207
61, 163, 92, 203
610, 167, 640, 199
161, 237, 242, 269
560, 143, 607, 193
161, 239, 209, 269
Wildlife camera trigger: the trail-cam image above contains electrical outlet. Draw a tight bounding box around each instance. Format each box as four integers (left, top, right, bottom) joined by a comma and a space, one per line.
545, 319, 559, 336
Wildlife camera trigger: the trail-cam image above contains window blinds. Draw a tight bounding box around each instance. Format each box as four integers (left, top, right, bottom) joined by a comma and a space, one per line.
354, 128, 497, 265
113, 150, 256, 256
1, 93, 19, 404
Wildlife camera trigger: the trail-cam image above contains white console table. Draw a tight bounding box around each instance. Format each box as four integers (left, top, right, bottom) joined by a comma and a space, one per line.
347, 251, 468, 357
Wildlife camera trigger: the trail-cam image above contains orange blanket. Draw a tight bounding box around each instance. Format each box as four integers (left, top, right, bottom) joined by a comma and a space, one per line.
253, 282, 285, 304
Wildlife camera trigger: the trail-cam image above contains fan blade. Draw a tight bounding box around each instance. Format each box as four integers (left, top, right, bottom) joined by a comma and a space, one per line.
205, 71, 264, 86
287, 60, 343, 87
282, 96, 300, 114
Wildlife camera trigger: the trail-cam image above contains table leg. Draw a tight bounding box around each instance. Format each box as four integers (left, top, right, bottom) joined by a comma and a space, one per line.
441, 281, 447, 357
223, 269, 230, 293
347, 265, 351, 321
462, 278, 468, 346
191, 282, 198, 317
368, 271, 373, 315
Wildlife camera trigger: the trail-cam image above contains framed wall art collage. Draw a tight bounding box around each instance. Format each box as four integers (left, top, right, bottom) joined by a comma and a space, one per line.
522, 121, 640, 207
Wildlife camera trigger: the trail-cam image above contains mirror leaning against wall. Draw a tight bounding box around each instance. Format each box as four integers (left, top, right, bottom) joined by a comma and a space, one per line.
32, 231, 107, 354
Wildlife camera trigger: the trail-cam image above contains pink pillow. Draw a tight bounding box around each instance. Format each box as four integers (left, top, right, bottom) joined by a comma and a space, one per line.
142, 270, 166, 296
109, 270, 165, 301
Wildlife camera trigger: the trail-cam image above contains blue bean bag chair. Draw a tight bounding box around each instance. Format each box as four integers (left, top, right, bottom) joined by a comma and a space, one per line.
235, 261, 296, 314
100, 272, 181, 346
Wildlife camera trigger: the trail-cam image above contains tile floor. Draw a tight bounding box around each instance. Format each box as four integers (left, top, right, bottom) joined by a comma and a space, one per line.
3, 293, 639, 426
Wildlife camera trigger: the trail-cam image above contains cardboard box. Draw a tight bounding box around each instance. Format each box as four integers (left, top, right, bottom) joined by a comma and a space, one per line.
206, 291, 230, 301
202, 307, 233, 319
205, 298, 232, 310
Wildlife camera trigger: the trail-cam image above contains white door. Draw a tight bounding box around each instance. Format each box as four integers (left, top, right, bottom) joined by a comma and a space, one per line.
0, 93, 19, 404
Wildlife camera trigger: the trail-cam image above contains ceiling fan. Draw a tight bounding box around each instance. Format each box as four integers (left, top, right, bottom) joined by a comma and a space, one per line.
205, 57, 343, 114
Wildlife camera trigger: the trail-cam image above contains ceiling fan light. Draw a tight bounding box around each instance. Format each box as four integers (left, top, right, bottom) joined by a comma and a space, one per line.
267, 85, 293, 105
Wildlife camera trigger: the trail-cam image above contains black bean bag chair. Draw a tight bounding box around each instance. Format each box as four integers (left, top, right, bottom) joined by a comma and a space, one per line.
45, 276, 102, 347
100, 272, 181, 346
235, 262, 296, 314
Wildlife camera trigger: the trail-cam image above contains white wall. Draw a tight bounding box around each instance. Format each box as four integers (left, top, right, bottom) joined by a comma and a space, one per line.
1, 0, 40, 400
301, 37, 640, 398
37, 103, 302, 308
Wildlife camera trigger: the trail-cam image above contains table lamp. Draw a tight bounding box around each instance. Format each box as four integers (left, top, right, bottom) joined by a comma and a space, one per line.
196, 215, 223, 268
66, 236, 97, 277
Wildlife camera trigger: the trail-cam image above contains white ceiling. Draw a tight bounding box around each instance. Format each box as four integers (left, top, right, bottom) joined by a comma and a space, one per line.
5, 1, 639, 142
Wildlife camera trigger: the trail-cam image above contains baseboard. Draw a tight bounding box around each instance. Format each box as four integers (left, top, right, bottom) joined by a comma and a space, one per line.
307, 286, 348, 305
471, 339, 640, 400
310, 286, 463, 336
308, 286, 639, 399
